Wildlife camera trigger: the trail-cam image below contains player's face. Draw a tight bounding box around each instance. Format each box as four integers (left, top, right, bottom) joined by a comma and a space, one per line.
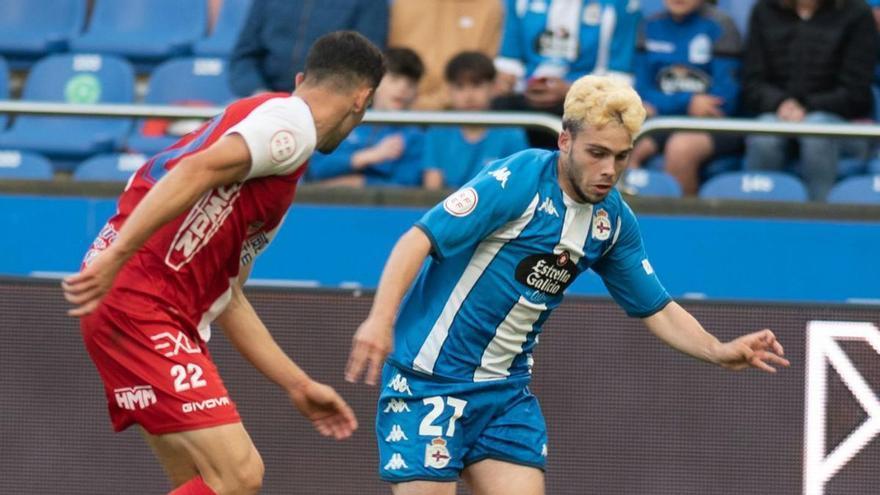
318, 86, 374, 153
448, 80, 493, 111
664, 0, 703, 17
558, 123, 632, 203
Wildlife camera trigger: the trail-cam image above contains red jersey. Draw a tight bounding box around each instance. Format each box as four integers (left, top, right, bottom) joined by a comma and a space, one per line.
83, 93, 317, 342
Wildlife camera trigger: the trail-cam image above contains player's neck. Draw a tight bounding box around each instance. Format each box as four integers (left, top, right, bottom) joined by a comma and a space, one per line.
293, 87, 351, 145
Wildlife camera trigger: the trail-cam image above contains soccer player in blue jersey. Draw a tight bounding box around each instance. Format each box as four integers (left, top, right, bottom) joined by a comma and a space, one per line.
346, 75, 789, 495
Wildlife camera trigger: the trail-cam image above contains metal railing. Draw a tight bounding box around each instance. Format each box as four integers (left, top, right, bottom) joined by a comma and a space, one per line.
0, 100, 879, 140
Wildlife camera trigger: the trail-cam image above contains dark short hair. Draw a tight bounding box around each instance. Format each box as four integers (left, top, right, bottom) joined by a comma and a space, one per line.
444, 51, 496, 85
385, 47, 424, 82
303, 31, 386, 90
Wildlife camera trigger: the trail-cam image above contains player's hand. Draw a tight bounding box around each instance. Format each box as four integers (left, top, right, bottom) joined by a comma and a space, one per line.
62, 247, 128, 317
713, 329, 790, 373
777, 98, 806, 122
346, 316, 393, 385
289, 380, 358, 440
373, 135, 405, 162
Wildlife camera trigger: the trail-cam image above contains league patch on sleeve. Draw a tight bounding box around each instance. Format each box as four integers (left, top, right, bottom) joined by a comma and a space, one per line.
443, 187, 479, 217
269, 129, 297, 164
642, 259, 654, 275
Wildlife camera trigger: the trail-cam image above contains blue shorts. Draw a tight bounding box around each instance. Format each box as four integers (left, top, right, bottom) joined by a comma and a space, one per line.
376, 362, 547, 483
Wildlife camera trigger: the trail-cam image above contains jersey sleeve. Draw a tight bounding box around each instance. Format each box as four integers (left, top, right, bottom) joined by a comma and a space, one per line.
416, 152, 540, 260
591, 202, 671, 317
224, 97, 317, 179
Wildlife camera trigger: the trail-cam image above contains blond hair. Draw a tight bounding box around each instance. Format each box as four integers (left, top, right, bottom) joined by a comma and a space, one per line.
562, 75, 646, 137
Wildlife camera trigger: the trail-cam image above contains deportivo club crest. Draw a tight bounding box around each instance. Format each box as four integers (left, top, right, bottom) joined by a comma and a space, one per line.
424, 437, 451, 469
591, 208, 612, 241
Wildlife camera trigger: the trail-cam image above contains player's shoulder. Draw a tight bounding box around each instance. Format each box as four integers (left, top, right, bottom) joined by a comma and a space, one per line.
482, 148, 555, 188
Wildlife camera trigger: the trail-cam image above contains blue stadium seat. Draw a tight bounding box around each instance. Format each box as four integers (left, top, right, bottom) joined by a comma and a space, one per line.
717, 0, 757, 36
193, 0, 252, 58
699, 171, 809, 202
826, 175, 880, 204
0, 150, 54, 180
127, 58, 234, 155
74, 153, 146, 181
621, 168, 683, 197
0, 0, 86, 68
0, 56, 8, 130
0, 54, 134, 170
70, 0, 207, 69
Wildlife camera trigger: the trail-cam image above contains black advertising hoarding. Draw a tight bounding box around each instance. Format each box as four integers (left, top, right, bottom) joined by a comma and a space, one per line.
1, 279, 877, 494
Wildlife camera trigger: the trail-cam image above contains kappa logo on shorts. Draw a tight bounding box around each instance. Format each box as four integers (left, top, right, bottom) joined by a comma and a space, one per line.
384, 398, 411, 413
385, 424, 409, 442
151, 331, 201, 357
424, 437, 451, 469
541, 443, 548, 457
114, 385, 157, 411
387, 374, 413, 395
384, 453, 409, 471
166, 184, 242, 271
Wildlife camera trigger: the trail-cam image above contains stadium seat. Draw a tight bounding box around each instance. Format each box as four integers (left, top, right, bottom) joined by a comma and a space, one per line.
0, 56, 8, 130
193, 0, 252, 58
69, 0, 207, 69
0, 0, 86, 68
826, 175, 880, 204
621, 168, 683, 197
699, 171, 809, 202
0, 54, 135, 170
0, 150, 54, 180
127, 58, 234, 155
73, 153, 146, 182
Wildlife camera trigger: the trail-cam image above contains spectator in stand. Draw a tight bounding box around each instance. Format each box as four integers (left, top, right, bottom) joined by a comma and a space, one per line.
629, 0, 742, 195
492, 0, 640, 147
307, 48, 425, 188
423, 52, 528, 190
229, 0, 388, 96
869, 0, 880, 83
742, 0, 877, 201
388, 0, 504, 110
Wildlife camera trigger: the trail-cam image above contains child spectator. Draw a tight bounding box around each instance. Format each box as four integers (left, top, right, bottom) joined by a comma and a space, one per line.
423, 52, 528, 190
307, 47, 425, 187
630, 0, 742, 195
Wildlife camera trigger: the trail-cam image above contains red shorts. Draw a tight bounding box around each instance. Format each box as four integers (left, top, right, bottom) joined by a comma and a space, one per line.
80, 297, 241, 435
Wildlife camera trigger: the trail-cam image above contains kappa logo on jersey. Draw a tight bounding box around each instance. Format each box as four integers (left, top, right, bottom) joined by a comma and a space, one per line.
443, 187, 478, 217
151, 331, 201, 357
182, 396, 231, 414
384, 398, 411, 413
269, 129, 297, 164
538, 196, 559, 217
591, 208, 612, 241
384, 453, 409, 471
387, 374, 414, 395
515, 252, 577, 296
489, 166, 511, 188
166, 184, 242, 270
386, 424, 409, 442
114, 385, 157, 411
424, 437, 451, 469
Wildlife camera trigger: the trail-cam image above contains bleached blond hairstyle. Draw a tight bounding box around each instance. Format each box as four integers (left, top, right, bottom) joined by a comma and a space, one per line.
562, 75, 646, 138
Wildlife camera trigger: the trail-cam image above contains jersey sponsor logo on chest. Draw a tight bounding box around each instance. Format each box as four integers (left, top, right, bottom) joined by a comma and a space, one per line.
166, 184, 242, 270
515, 251, 578, 296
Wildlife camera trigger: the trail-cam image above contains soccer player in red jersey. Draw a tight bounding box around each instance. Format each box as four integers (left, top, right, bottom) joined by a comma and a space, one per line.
62, 32, 385, 495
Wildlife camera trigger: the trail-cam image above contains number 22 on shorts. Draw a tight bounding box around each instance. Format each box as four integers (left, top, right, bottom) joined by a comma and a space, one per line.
419, 396, 467, 437
171, 363, 207, 392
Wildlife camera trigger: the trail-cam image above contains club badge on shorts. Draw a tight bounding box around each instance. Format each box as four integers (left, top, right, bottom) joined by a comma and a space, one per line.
424, 437, 451, 469
591, 208, 612, 241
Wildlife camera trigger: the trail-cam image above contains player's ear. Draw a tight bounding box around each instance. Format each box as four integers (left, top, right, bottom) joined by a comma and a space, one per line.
558, 129, 572, 153
353, 86, 374, 114
294, 72, 305, 88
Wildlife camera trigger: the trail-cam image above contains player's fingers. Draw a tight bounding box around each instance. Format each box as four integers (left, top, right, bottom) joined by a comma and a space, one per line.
68, 299, 100, 317
313, 420, 332, 437
365, 351, 384, 386
750, 355, 776, 373
62, 277, 99, 296
759, 351, 790, 368
345, 342, 368, 383
337, 398, 358, 433
772, 339, 784, 356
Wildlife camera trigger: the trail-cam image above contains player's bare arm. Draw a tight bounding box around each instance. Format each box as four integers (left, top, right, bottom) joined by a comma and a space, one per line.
62, 135, 254, 316
216, 272, 357, 440
643, 301, 790, 373
346, 226, 432, 385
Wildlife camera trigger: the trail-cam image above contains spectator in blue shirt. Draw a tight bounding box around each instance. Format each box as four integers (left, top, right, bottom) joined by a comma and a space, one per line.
229, 0, 388, 96
492, 0, 641, 148
307, 48, 425, 188
423, 52, 528, 190
629, 0, 742, 195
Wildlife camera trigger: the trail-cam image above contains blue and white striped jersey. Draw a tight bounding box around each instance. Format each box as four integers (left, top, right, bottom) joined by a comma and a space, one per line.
389, 149, 671, 382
